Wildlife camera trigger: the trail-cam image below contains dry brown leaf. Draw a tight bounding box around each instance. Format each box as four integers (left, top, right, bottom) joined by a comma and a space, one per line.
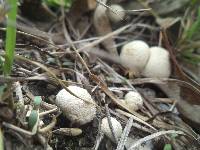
93, 0, 118, 55
68, 0, 97, 25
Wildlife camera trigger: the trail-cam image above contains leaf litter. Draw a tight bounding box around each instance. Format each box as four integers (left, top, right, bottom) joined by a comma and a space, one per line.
0, 0, 200, 149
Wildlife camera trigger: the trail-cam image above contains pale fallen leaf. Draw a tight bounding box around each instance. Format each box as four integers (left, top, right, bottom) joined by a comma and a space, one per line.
93, 0, 118, 55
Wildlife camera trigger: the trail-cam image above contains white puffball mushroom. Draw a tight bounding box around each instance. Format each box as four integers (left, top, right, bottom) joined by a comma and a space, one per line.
107, 4, 125, 23
120, 40, 150, 75
118, 99, 126, 105
142, 46, 171, 78
101, 117, 122, 142
56, 86, 96, 125
124, 91, 143, 111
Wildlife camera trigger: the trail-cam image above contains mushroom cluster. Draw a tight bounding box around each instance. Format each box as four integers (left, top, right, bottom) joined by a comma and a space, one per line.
56, 86, 96, 125
120, 40, 171, 78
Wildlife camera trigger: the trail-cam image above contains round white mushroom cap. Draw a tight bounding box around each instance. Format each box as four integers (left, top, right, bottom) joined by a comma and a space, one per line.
56, 86, 96, 125
120, 40, 150, 75
142, 46, 171, 78
124, 91, 143, 111
107, 4, 125, 23
101, 117, 122, 142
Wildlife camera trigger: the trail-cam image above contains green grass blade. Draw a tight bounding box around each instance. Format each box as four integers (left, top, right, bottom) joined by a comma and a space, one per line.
3, 0, 18, 76
186, 7, 200, 40
44, 0, 73, 8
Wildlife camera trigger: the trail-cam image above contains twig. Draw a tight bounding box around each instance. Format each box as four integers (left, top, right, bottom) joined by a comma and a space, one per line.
39, 116, 56, 133
105, 104, 118, 143
76, 24, 131, 53
116, 109, 157, 131
39, 107, 58, 117
128, 130, 185, 150
121, 8, 151, 13
110, 109, 153, 133
116, 117, 133, 150
94, 133, 104, 150
53, 128, 82, 136
2, 122, 34, 136
131, 122, 153, 134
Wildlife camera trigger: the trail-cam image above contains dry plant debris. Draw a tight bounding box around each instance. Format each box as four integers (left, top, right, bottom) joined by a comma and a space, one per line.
0, 0, 200, 150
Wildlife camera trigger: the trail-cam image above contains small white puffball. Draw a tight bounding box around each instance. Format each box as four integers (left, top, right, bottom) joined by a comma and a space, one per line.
56, 86, 96, 125
124, 91, 143, 111
107, 4, 125, 23
118, 99, 126, 105
142, 46, 171, 78
101, 117, 122, 141
120, 40, 150, 75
